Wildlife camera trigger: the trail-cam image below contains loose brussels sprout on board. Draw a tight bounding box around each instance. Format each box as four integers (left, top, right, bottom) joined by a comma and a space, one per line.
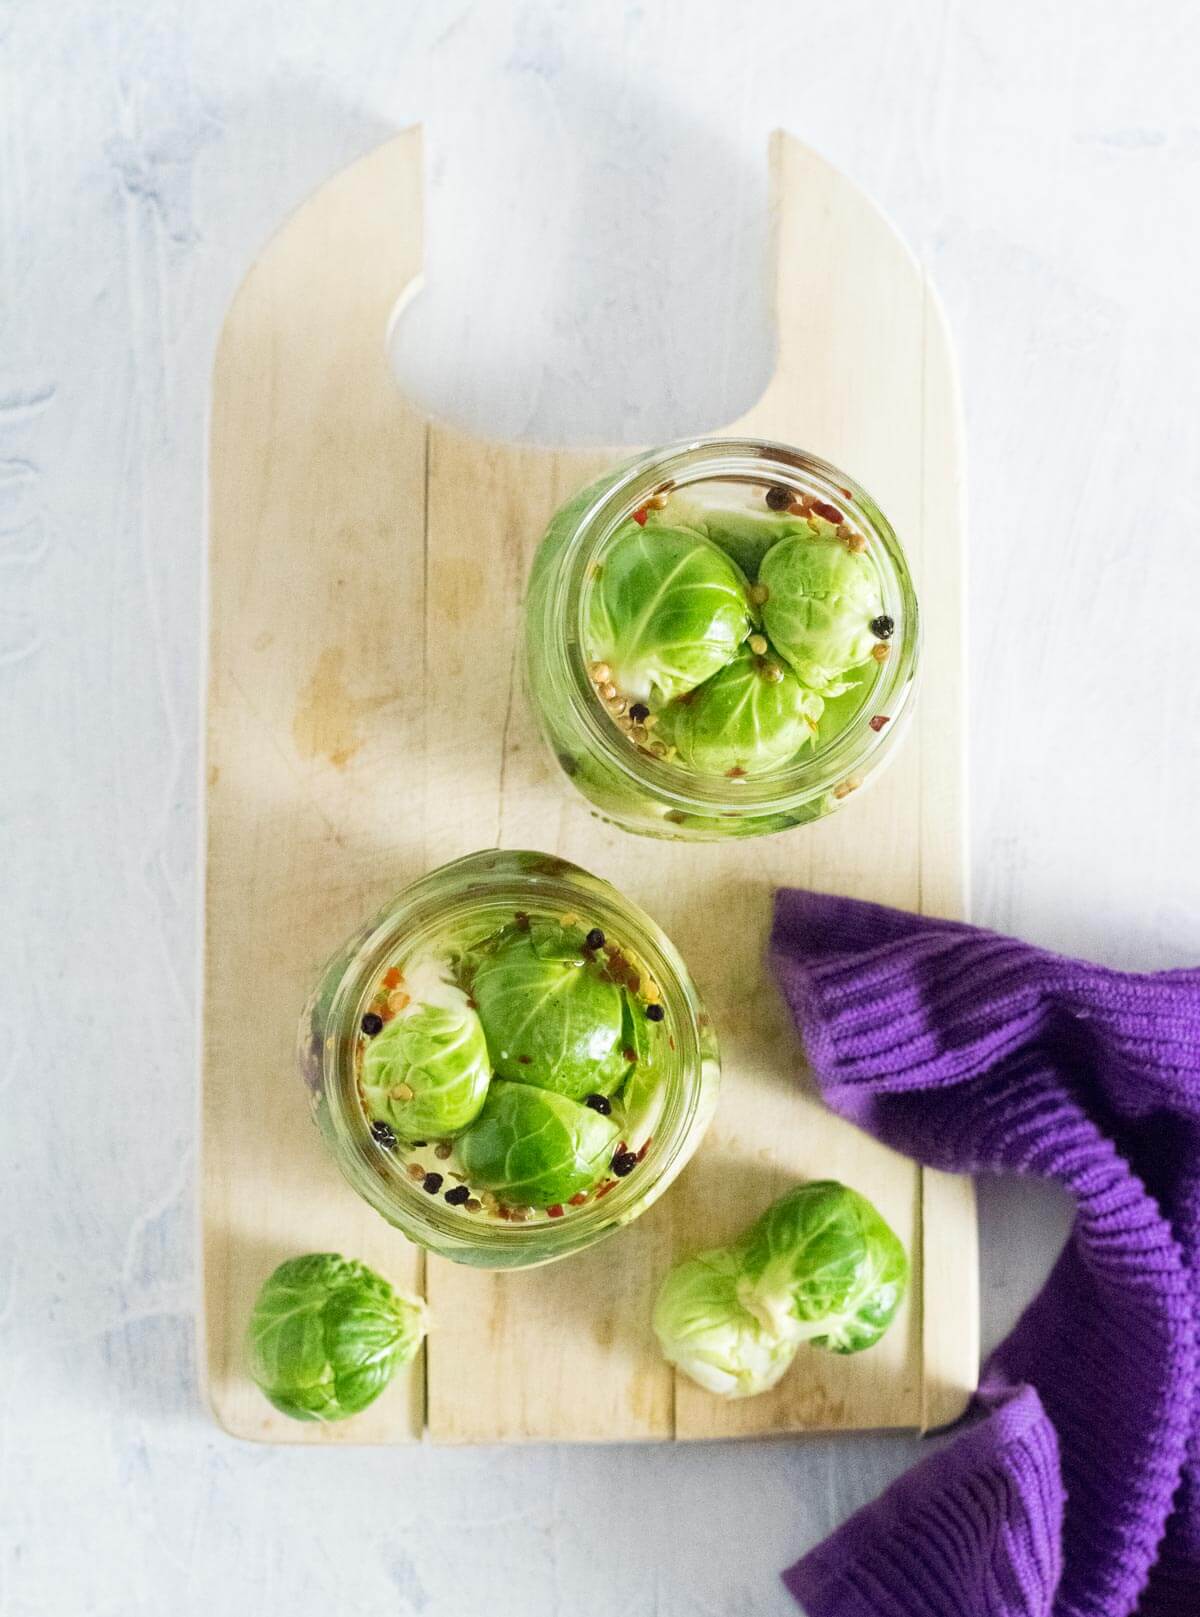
651, 1246, 799, 1398
736, 1181, 909, 1351
247, 1254, 426, 1421
652, 1181, 909, 1398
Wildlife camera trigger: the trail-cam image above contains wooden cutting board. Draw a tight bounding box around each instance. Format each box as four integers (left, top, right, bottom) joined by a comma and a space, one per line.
200, 126, 977, 1444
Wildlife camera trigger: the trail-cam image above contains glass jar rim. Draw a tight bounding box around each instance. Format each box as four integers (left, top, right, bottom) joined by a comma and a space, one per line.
547, 436, 920, 815
316, 850, 717, 1261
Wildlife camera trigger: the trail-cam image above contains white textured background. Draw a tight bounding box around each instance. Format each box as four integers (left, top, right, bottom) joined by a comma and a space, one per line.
3, 2, 1198, 1613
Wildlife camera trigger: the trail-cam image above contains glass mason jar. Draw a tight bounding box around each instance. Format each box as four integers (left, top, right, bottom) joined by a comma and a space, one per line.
524, 437, 919, 840
298, 850, 719, 1270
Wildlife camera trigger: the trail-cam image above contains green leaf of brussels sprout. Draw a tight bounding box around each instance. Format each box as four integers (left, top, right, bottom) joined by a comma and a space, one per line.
457, 1080, 620, 1206
247, 1253, 426, 1421
759, 532, 884, 693
471, 921, 630, 1100
808, 1226, 910, 1354
617, 988, 667, 1133
736, 1181, 909, 1352
656, 646, 824, 776
619, 982, 659, 1069
646, 484, 807, 576
361, 992, 492, 1141
586, 522, 751, 704
651, 1247, 799, 1398
812, 666, 873, 741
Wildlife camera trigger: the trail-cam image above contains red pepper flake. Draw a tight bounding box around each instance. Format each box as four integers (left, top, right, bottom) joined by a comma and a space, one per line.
518, 1054, 532, 1065
636, 1138, 652, 1161
513, 911, 531, 931
622, 1047, 637, 1063
632, 506, 649, 526
840, 486, 853, 500
726, 765, 747, 780
869, 714, 891, 732
596, 1179, 619, 1198
812, 499, 844, 524
568, 1192, 589, 1206
382, 966, 403, 990
616, 1142, 628, 1155
547, 1204, 565, 1218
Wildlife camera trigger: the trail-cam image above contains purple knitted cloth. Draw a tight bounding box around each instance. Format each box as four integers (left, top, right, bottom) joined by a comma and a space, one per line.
770, 890, 1200, 1617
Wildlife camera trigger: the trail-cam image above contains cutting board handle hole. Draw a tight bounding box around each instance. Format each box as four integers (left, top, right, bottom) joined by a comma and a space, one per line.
386, 123, 776, 448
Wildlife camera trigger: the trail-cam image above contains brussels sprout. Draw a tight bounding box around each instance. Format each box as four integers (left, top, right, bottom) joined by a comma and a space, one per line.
360, 984, 492, 1141
736, 1181, 909, 1353
759, 532, 884, 693
652, 1247, 799, 1398
586, 522, 750, 704
656, 646, 824, 777
646, 484, 806, 576
458, 1079, 620, 1206
471, 920, 631, 1100
247, 1253, 426, 1421
651, 1180, 908, 1397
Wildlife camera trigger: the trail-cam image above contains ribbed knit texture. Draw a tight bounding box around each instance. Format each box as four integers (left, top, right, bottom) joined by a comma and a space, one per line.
770, 891, 1200, 1617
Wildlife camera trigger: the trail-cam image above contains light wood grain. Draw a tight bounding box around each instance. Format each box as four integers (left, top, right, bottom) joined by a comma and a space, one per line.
202, 126, 977, 1443
202, 131, 429, 1442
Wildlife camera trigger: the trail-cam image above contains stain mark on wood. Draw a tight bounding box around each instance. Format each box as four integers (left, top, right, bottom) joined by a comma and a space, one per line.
292, 645, 395, 767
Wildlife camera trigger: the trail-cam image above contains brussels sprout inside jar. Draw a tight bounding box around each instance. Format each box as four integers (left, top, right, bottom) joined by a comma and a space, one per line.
524, 438, 920, 840
298, 850, 719, 1270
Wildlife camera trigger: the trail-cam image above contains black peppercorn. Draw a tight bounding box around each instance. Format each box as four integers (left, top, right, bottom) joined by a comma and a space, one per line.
628, 703, 650, 723
765, 485, 791, 511
584, 1092, 612, 1115
870, 614, 895, 639
585, 927, 606, 951
444, 1184, 470, 1206
611, 1150, 638, 1177
422, 1172, 444, 1194
645, 1003, 665, 1022
361, 1012, 383, 1036
370, 1120, 396, 1149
